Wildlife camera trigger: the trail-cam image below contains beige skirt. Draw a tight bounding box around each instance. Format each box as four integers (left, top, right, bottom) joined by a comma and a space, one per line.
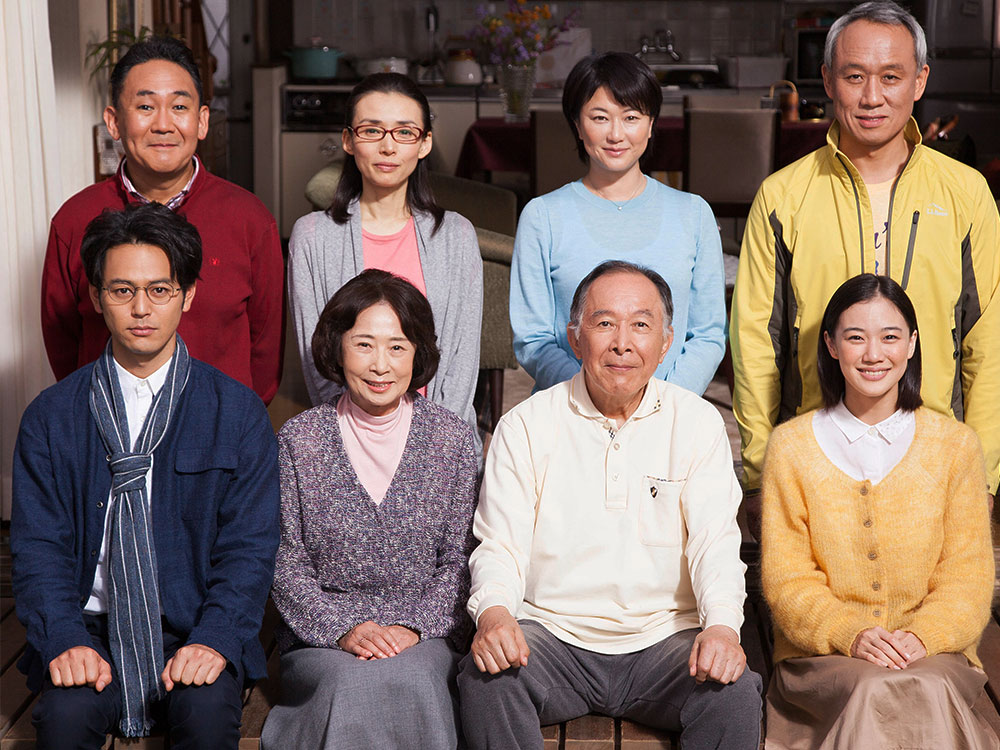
765, 653, 999, 750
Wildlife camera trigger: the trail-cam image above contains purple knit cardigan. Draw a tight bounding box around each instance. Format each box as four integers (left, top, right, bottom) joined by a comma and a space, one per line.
271, 396, 479, 653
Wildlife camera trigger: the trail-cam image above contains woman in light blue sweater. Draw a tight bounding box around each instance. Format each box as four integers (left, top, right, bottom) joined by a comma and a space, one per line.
511, 53, 725, 394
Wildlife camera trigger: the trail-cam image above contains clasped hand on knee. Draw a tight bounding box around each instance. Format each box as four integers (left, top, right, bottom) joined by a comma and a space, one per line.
687, 625, 747, 685
48, 646, 113, 692
48, 642, 228, 693
470, 606, 530, 674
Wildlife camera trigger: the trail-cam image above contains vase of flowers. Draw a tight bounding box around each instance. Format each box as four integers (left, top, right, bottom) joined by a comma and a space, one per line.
470, 1, 577, 122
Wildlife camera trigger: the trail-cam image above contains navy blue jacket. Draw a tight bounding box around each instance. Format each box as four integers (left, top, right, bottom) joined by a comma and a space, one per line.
11, 360, 280, 691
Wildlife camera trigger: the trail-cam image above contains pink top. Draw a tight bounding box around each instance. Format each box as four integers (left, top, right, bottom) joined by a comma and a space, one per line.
337, 392, 414, 505
362, 216, 427, 296
362, 216, 428, 396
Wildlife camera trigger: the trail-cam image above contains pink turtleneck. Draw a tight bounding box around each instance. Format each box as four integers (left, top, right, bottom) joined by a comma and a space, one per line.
337, 392, 414, 504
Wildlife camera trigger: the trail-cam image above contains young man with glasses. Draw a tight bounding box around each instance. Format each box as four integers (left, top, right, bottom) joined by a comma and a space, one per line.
41, 36, 284, 405
12, 203, 279, 749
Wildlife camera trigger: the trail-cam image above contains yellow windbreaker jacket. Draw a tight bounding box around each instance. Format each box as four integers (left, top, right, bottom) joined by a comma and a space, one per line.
731, 118, 1000, 493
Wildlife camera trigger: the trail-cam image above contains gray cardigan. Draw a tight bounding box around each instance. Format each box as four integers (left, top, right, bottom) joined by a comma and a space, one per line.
287, 203, 484, 436
271, 396, 479, 653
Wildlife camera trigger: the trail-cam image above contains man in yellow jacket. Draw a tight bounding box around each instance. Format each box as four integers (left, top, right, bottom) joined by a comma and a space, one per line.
731, 0, 1000, 514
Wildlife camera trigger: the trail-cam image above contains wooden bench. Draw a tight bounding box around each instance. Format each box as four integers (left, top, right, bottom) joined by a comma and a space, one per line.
3, 539, 999, 748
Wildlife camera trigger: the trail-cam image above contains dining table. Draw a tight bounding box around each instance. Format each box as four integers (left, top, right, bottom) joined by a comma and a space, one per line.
455, 115, 832, 182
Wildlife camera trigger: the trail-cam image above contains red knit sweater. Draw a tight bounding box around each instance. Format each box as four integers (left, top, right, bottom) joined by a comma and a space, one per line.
41, 163, 285, 403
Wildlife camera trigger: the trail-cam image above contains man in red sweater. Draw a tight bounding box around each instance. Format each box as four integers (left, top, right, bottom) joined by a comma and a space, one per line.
41, 36, 284, 403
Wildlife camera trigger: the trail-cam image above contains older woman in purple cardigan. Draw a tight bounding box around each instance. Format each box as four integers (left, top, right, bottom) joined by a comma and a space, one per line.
261, 269, 479, 750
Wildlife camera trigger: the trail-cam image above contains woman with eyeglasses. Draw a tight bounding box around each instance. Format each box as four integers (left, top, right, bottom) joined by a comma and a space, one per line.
288, 73, 482, 437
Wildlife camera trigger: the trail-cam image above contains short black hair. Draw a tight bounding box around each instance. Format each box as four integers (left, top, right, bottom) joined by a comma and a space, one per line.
312, 269, 440, 393
562, 52, 662, 164
569, 260, 674, 335
110, 36, 203, 108
817, 273, 922, 411
81, 202, 202, 290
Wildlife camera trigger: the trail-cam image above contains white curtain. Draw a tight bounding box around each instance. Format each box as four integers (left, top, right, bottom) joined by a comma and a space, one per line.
0, 0, 63, 518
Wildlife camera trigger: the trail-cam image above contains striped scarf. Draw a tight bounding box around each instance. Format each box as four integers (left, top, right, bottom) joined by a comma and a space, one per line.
89, 337, 191, 736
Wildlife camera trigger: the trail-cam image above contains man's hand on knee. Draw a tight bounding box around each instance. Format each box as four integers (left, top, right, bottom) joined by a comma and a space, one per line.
470, 606, 530, 674
49, 646, 113, 692
162, 643, 226, 691
688, 625, 746, 685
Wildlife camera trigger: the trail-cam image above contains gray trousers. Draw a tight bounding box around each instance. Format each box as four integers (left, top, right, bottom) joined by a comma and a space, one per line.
457, 620, 762, 750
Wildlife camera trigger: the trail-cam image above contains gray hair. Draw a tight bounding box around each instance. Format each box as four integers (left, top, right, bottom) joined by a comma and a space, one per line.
824, 0, 927, 70
568, 260, 674, 338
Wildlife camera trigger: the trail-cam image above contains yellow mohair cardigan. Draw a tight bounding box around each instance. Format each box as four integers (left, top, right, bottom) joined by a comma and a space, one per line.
761, 407, 994, 668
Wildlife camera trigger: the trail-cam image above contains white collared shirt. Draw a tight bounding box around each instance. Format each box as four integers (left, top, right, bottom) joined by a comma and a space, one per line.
84, 359, 171, 614
812, 400, 916, 484
468, 372, 746, 654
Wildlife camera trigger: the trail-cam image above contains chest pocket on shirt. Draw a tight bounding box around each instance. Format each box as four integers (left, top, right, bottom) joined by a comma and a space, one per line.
174, 447, 238, 518
638, 476, 683, 547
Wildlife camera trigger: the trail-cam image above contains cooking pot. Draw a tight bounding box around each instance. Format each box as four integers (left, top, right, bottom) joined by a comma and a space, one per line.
285, 42, 343, 80
357, 57, 409, 77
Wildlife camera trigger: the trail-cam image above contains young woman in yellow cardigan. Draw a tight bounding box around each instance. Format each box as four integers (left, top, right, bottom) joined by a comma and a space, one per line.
761, 274, 997, 749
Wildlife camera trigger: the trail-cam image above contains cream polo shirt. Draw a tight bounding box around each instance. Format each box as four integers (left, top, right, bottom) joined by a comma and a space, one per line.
468, 372, 746, 654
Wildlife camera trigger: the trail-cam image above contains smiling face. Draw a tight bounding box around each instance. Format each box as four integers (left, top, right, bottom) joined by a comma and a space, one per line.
104, 59, 209, 191
824, 295, 917, 423
568, 271, 672, 421
341, 302, 415, 416
575, 86, 653, 180
89, 242, 195, 378
822, 20, 928, 161
342, 91, 432, 196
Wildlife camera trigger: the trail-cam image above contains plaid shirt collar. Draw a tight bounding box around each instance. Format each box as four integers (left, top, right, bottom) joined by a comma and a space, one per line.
118, 156, 200, 210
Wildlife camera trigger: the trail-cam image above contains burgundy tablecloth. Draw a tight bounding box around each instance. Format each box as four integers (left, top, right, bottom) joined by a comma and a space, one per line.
455, 116, 830, 180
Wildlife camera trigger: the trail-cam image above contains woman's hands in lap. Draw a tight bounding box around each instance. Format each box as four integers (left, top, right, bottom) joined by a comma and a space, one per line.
851, 627, 927, 669
338, 621, 420, 659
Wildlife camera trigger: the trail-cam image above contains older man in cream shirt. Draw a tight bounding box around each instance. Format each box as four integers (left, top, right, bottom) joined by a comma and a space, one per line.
458, 260, 762, 749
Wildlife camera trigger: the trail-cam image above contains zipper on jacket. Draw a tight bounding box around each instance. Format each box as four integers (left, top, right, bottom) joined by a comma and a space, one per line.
837, 154, 867, 270
883, 149, 914, 278
901, 211, 919, 290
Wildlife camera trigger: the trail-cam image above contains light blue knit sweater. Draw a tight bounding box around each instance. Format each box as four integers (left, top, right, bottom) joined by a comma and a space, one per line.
510, 177, 726, 394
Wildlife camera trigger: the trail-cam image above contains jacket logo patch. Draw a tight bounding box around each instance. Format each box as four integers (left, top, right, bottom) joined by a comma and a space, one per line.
926, 203, 948, 216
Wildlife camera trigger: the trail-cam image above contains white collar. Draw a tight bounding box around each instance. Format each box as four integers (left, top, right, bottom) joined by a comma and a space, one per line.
828, 400, 914, 445
568, 371, 662, 424
113, 356, 172, 396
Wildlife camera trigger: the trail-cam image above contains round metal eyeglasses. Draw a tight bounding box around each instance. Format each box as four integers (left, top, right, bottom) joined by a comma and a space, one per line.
101, 283, 183, 305
348, 125, 426, 144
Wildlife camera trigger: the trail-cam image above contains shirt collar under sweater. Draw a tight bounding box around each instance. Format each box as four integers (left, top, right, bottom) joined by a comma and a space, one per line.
828, 400, 913, 445
117, 156, 200, 210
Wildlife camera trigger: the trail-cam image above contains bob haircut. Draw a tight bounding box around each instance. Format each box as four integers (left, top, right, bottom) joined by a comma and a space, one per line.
110, 36, 204, 108
824, 0, 927, 70
312, 268, 440, 392
562, 52, 662, 165
568, 260, 674, 337
81, 202, 202, 291
816, 273, 922, 411
328, 73, 444, 233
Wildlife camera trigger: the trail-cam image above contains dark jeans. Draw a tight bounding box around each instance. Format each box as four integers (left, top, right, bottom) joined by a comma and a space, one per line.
457, 620, 762, 750
32, 614, 243, 750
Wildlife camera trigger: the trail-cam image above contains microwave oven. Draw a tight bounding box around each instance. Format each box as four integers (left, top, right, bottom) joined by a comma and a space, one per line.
793, 27, 829, 86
